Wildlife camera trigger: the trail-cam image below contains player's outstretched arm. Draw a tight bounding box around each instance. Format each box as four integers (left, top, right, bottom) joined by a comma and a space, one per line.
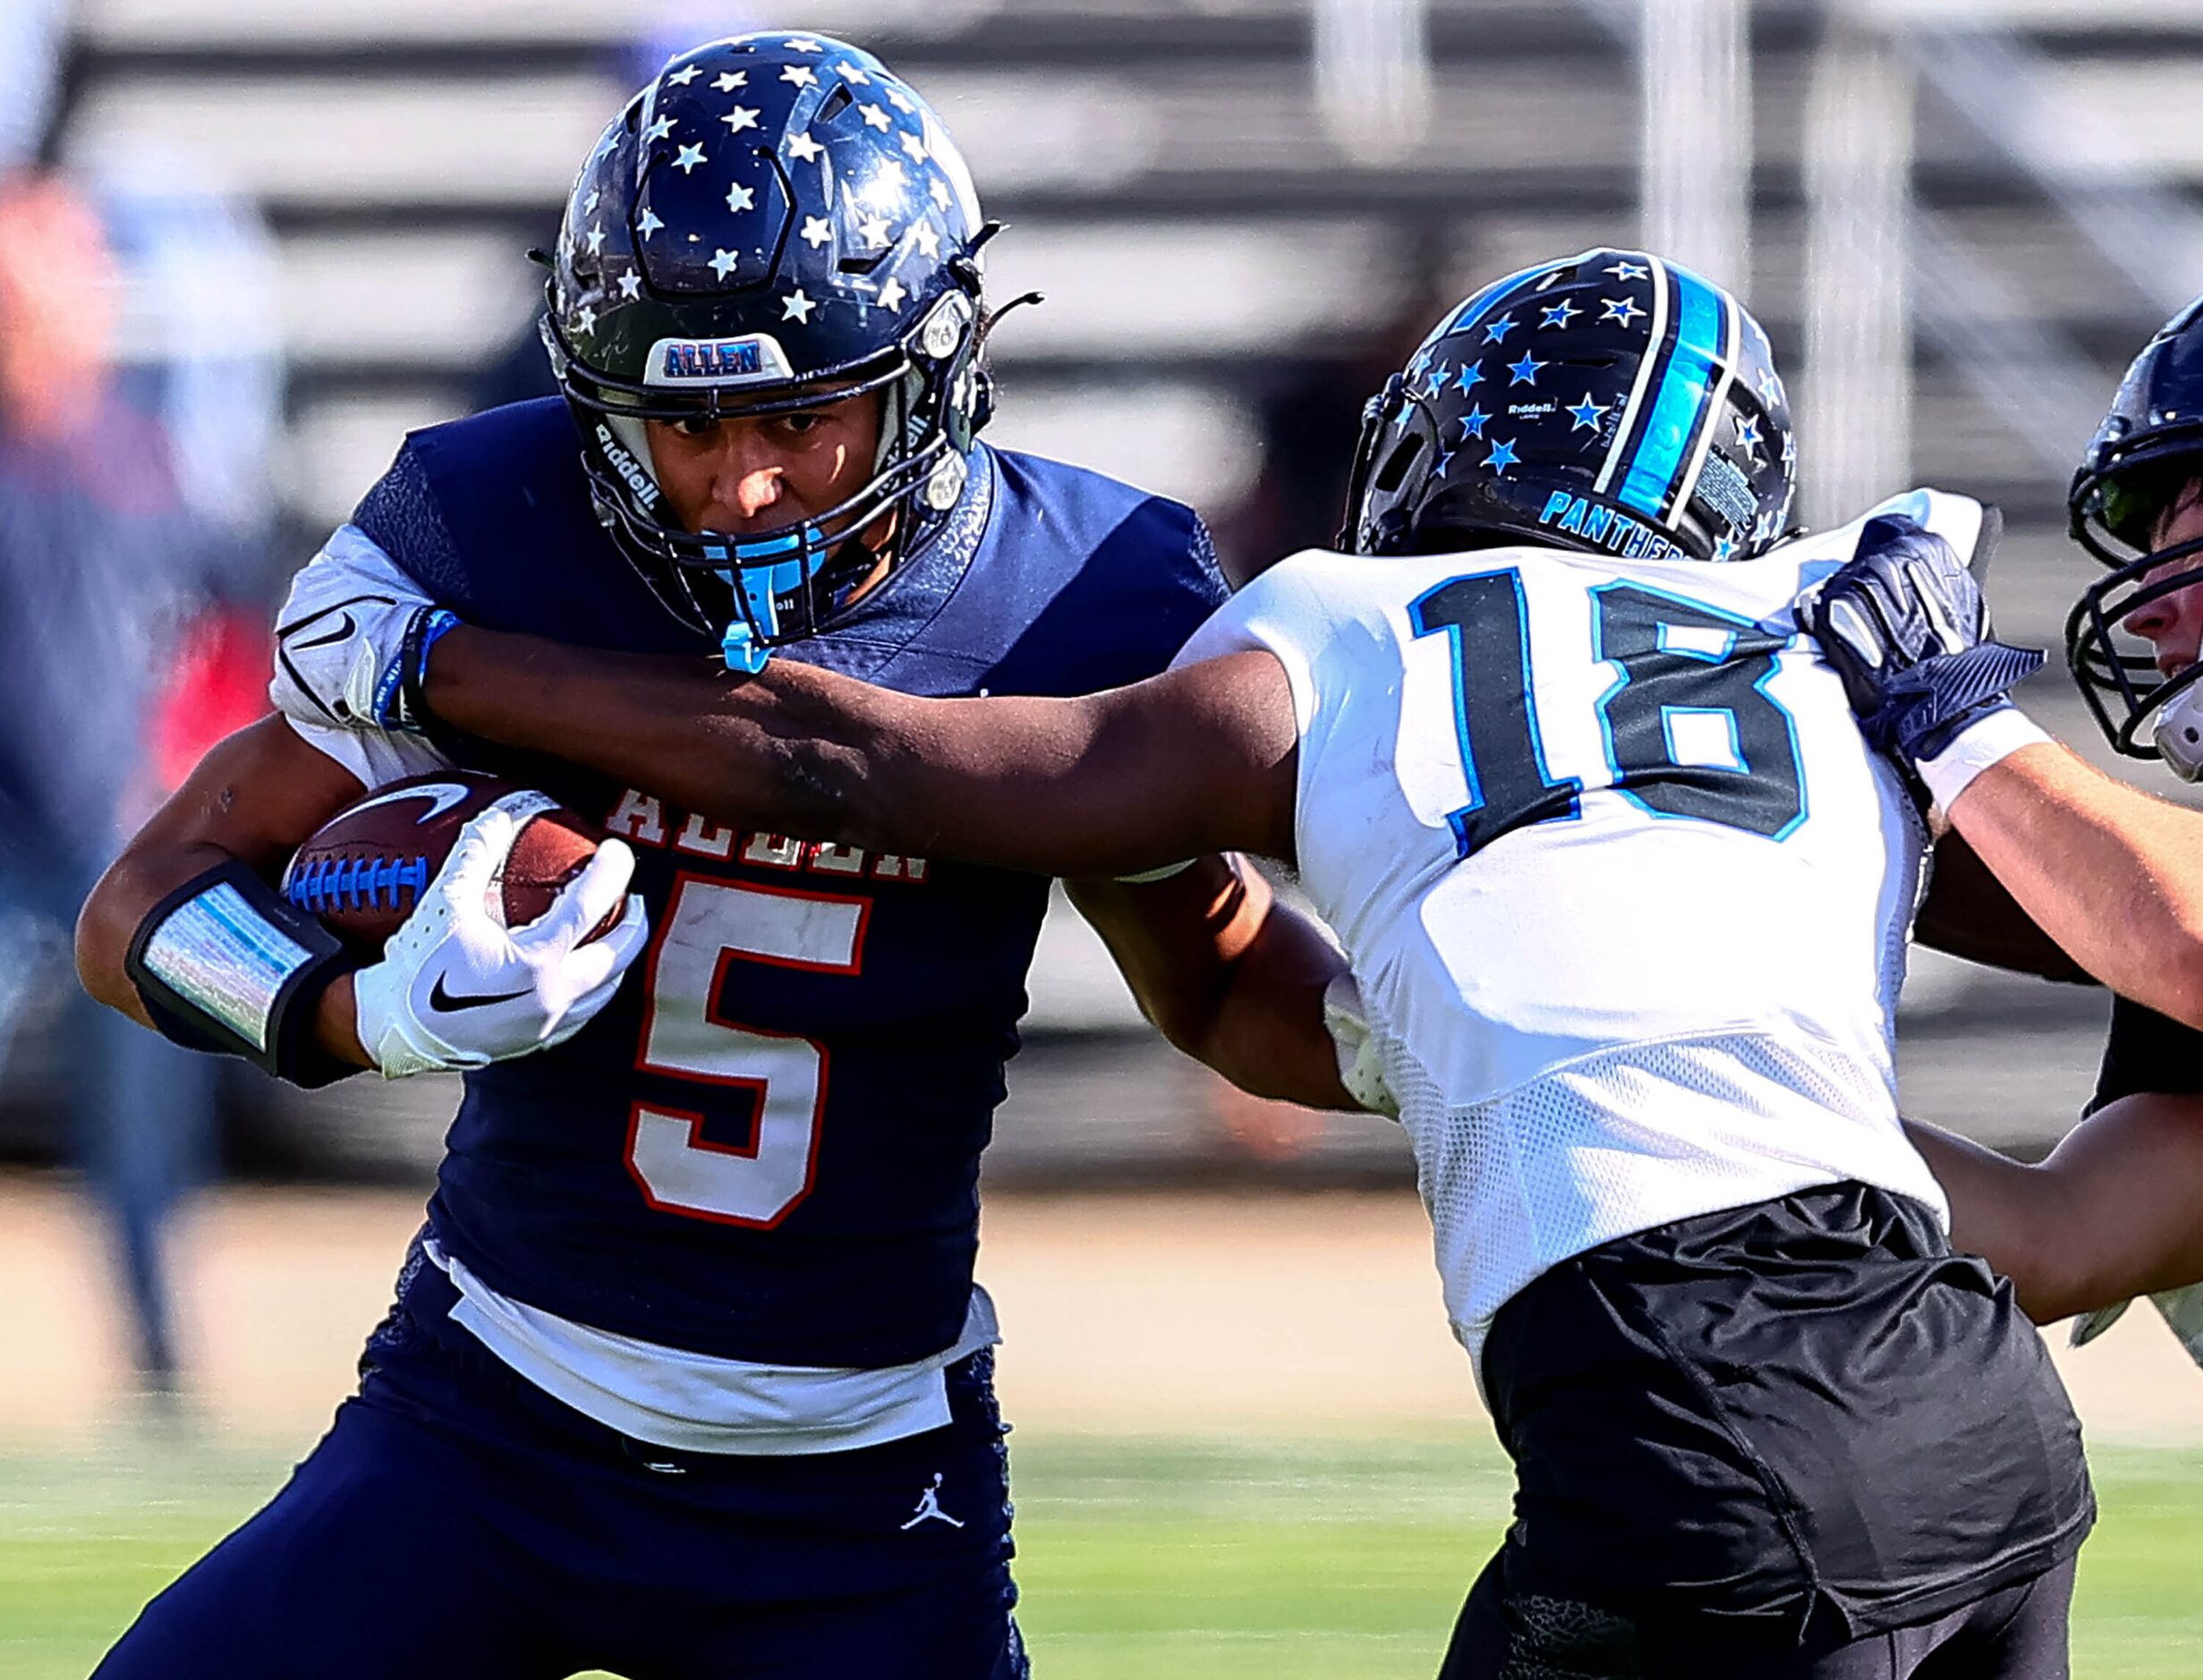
1936, 745, 2203, 1024
1807, 517, 2203, 1024
426, 630, 1303, 878
1067, 862, 1359, 1113
1907, 1095, 2203, 1323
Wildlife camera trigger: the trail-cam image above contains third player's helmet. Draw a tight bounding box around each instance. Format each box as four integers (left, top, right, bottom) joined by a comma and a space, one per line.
542, 32, 995, 670
1341, 249, 1794, 564
2065, 293, 2203, 775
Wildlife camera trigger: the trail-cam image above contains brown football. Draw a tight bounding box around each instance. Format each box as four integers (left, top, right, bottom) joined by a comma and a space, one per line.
282, 770, 608, 951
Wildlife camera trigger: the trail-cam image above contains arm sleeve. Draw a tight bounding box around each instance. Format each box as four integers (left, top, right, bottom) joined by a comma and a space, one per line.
276, 522, 455, 788
2089, 994, 2203, 1115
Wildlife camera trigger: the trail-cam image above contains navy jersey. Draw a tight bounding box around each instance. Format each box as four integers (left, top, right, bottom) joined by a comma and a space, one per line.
346, 398, 1225, 1367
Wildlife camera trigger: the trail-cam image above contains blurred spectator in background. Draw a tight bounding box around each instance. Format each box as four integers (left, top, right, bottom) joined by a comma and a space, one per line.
0, 165, 259, 1393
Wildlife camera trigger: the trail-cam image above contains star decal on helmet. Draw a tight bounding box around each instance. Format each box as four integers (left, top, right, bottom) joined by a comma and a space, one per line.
725, 182, 755, 213
800, 215, 831, 249
723, 106, 761, 132
885, 86, 916, 115
787, 132, 825, 164
1568, 392, 1610, 432
1507, 352, 1545, 387
642, 115, 676, 145
1459, 404, 1490, 440
838, 64, 871, 84
928, 177, 952, 210
1604, 259, 1650, 281
673, 143, 708, 174
1541, 299, 1580, 330
710, 249, 740, 280
857, 216, 892, 247
1453, 361, 1484, 395
879, 277, 906, 313
1601, 296, 1645, 328
1484, 437, 1520, 474
785, 36, 824, 52
911, 222, 940, 259
1734, 416, 1764, 461
900, 130, 929, 164
585, 224, 606, 254
637, 208, 664, 240
782, 289, 816, 323
860, 104, 893, 132
782, 64, 818, 89
1484, 315, 1518, 344
713, 71, 746, 92
617, 270, 642, 300
665, 64, 702, 87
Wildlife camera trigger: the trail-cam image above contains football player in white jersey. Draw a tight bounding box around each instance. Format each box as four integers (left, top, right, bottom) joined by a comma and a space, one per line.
1802, 294, 2203, 1362
274, 250, 2092, 1678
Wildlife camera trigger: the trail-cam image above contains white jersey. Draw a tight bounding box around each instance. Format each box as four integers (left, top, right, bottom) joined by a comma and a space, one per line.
1178, 490, 1983, 1372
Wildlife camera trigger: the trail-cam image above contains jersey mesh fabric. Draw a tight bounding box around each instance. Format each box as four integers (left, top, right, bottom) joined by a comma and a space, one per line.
1385, 1025, 1946, 1385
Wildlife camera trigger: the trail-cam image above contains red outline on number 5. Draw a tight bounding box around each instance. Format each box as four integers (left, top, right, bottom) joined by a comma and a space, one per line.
624, 870, 871, 1229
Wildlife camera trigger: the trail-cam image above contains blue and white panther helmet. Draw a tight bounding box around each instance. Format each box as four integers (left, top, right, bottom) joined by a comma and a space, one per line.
543, 32, 995, 670
1342, 249, 1795, 565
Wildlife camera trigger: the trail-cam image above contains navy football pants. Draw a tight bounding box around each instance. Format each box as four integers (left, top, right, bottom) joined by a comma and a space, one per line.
95, 1272, 1026, 1679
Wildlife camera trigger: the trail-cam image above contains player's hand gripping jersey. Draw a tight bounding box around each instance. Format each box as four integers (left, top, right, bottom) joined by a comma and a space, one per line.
288, 398, 1224, 1438
1182, 491, 1983, 1370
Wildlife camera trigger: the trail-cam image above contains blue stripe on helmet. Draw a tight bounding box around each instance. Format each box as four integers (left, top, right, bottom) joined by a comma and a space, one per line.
1617, 266, 1725, 521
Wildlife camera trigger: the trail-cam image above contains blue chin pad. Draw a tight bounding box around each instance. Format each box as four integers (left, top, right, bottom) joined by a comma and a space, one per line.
707, 530, 834, 675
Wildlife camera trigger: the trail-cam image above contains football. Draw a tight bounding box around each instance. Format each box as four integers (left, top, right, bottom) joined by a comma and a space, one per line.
282, 770, 606, 950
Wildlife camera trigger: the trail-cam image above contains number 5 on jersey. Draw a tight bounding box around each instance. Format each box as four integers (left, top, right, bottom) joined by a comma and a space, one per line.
625, 876, 871, 1226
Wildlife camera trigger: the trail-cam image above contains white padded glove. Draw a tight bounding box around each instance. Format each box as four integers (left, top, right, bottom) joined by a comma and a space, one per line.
270, 526, 452, 733
352, 802, 649, 1079
1323, 971, 1399, 1120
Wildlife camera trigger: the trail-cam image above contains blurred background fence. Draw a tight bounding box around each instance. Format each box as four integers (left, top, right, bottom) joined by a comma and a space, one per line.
4, 0, 2202, 1190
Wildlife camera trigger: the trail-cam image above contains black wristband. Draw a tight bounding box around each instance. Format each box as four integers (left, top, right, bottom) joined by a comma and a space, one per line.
123, 858, 363, 1089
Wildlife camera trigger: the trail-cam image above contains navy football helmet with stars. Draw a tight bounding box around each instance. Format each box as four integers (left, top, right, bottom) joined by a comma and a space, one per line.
1341, 249, 1794, 565
543, 32, 997, 671
2065, 293, 2203, 774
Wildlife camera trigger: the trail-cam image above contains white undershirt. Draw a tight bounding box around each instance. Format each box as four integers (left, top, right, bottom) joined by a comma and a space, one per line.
425, 1241, 1000, 1455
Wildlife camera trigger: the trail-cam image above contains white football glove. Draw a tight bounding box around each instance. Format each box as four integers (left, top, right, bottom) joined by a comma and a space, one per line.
1323, 971, 1399, 1120
351, 802, 649, 1079
270, 527, 455, 734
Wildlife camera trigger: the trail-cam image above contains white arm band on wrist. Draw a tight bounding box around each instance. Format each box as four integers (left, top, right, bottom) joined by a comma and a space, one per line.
1915, 708, 2054, 813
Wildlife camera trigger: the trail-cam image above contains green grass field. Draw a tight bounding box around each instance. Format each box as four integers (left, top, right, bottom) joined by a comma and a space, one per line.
4, 1433, 2199, 1677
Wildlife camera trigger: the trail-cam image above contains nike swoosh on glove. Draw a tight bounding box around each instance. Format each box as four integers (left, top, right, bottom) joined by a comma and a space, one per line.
270, 526, 461, 734
1799, 514, 2046, 768
351, 801, 649, 1079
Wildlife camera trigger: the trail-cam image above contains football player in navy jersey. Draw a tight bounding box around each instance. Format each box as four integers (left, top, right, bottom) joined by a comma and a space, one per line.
277, 249, 2097, 1678
74, 34, 1354, 1679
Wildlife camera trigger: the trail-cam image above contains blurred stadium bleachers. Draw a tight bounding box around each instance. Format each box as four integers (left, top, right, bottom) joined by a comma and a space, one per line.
28, 0, 2203, 1181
